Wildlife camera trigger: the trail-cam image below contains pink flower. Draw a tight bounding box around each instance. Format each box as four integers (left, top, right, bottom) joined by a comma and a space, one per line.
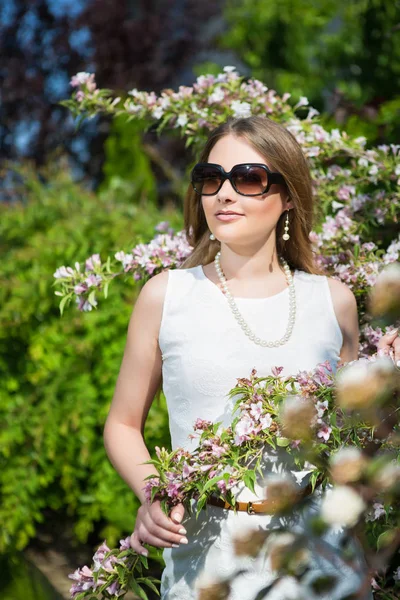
107, 580, 124, 596
211, 444, 226, 458
217, 479, 227, 493
259, 414, 272, 430
143, 477, 159, 503
119, 536, 131, 551
74, 283, 87, 295
194, 418, 212, 431
200, 464, 213, 472
182, 462, 196, 479
316, 400, 328, 418
68, 565, 95, 597
85, 253, 101, 271
250, 401, 263, 420
271, 366, 284, 377
366, 502, 386, 522
317, 422, 332, 442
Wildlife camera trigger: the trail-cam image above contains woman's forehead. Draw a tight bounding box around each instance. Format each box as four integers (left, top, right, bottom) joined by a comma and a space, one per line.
207, 134, 271, 170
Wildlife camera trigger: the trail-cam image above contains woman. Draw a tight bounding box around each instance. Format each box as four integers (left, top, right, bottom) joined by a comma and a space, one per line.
103, 116, 399, 599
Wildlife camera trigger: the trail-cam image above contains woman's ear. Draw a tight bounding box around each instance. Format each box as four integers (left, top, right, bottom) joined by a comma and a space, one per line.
285, 196, 294, 210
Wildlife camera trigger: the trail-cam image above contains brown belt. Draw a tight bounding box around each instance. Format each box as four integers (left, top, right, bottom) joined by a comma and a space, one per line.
207, 496, 275, 514
207, 478, 320, 515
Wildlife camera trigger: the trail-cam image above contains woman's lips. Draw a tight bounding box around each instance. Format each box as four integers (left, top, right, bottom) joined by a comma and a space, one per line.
215, 213, 244, 221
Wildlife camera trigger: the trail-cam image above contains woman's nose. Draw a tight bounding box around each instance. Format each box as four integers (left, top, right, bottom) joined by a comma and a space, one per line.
217, 177, 236, 200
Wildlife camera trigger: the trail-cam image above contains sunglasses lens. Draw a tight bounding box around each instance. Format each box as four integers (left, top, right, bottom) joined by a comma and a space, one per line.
192, 165, 221, 195
232, 166, 268, 195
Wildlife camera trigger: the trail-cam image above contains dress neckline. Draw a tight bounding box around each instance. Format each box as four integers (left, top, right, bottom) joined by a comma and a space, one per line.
197, 265, 298, 302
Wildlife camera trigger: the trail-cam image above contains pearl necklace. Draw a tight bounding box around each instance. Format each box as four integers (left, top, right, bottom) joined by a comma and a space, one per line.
214, 251, 296, 348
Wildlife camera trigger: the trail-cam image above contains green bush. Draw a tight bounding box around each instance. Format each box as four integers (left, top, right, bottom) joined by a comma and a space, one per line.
0, 160, 182, 553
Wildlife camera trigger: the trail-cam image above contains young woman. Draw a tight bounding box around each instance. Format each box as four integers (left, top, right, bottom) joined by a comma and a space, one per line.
103, 116, 398, 599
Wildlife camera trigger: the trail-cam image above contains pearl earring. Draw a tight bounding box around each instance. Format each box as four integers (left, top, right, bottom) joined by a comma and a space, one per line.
282, 211, 290, 241
209, 233, 216, 241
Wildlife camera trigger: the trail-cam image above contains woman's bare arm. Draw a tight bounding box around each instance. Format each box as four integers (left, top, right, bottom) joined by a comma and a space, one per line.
103, 270, 168, 502
103, 270, 188, 552
328, 278, 359, 363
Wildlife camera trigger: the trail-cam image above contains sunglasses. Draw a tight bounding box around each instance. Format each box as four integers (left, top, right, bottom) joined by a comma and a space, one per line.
191, 162, 285, 197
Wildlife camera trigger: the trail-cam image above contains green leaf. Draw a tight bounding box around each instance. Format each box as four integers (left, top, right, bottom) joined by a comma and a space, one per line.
276, 437, 290, 447
130, 578, 149, 600
139, 554, 149, 569
104, 281, 109, 299
243, 470, 256, 494
59, 294, 70, 316
88, 290, 97, 307
137, 577, 161, 595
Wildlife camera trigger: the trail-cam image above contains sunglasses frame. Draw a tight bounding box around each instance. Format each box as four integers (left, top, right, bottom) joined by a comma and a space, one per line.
191, 162, 286, 197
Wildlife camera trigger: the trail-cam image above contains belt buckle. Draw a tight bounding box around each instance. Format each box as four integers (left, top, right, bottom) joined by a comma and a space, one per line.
247, 501, 255, 515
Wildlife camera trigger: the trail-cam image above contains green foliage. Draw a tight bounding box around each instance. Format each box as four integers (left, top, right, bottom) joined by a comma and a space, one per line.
219, 0, 400, 142
0, 161, 174, 554
99, 116, 157, 206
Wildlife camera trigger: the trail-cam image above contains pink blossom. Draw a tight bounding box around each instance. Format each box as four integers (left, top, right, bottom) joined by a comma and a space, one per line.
74, 283, 87, 295
182, 462, 197, 479
366, 502, 386, 522
119, 536, 131, 551
68, 565, 95, 597
217, 479, 227, 493
194, 418, 212, 431
199, 464, 213, 472
316, 400, 328, 419
107, 580, 124, 596
143, 477, 160, 503
259, 414, 273, 430
85, 254, 101, 271
211, 444, 226, 458
271, 366, 284, 377
317, 422, 332, 442
250, 401, 263, 420
166, 480, 183, 499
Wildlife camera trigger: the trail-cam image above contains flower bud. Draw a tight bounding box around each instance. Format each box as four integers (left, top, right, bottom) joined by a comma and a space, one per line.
232, 527, 267, 558
279, 395, 317, 440
196, 572, 230, 600
262, 473, 300, 513
335, 357, 398, 410
371, 461, 400, 492
329, 447, 367, 485
266, 532, 308, 573
320, 486, 366, 527
368, 263, 400, 320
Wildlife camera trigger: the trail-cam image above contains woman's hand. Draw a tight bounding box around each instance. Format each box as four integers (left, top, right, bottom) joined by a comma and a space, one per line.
130, 500, 187, 556
377, 329, 400, 365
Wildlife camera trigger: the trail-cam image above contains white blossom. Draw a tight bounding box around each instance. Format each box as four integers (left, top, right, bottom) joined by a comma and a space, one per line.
230, 100, 252, 118
321, 486, 366, 527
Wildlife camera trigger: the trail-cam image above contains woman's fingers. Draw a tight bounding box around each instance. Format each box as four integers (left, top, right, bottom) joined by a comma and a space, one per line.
377, 330, 398, 357
130, 531, 148, 555
148, 502, 186, 535
140, 517, 188, 546
170, 503, 185, 524
394, 337, 400, 364
129, 502, 188, 553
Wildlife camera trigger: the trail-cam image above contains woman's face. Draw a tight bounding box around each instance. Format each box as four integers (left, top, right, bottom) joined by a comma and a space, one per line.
201, 134, 292, 251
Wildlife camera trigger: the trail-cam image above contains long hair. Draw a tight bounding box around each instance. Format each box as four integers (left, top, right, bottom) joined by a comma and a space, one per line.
180, 116, 321, 274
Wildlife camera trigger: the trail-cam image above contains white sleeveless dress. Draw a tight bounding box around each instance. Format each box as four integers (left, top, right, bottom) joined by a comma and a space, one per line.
158, 266, 372, 600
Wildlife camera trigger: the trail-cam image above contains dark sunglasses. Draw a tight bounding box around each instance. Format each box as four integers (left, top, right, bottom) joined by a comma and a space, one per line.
191, 162, 285, 197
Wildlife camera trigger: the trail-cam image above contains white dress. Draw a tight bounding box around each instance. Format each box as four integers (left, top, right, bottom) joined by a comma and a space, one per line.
158, 265, 372, 600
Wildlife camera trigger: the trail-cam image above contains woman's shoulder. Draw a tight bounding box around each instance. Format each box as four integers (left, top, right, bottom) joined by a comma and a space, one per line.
295, 269, 356, 306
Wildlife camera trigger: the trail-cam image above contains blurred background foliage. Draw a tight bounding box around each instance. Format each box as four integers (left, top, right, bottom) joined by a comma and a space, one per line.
0, 160, 183, 557
0, 0, 399, 595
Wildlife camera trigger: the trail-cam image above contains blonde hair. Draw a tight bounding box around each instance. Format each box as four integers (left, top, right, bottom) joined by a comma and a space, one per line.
180, 115, 321, 274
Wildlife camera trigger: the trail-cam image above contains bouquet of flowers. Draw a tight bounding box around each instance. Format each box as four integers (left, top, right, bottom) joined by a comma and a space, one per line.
68, 352, 400, 599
